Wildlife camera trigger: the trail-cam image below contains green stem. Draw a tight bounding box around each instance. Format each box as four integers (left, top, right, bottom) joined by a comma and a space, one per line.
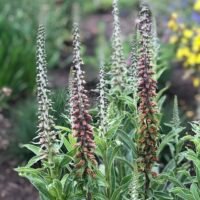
144, 171, 150, 199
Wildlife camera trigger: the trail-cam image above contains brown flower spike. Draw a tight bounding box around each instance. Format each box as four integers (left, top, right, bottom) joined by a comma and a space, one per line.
137, 4, 159, 179
70, 22, 97, 177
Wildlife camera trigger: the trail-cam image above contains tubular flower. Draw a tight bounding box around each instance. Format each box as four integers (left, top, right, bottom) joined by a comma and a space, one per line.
111, 0, 126, 91
36, 25, 57, 159
71, 23, 97, 177
137, 4, 159, 175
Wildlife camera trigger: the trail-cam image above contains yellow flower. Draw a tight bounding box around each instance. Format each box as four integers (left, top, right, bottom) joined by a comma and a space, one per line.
187, 53, 197, 65
167, 20, 178, 31
193, 77, 200, 88
192, 35, 200, 52
196, 55, 200, 64
183, 29, 193, 39
169, 35, 178, 44
194, 0, 200, 12
176, 47, 190, 59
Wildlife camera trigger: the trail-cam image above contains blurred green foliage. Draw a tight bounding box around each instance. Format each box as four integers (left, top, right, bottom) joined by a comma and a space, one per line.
78, 0, 137, 13
0, 0, 68, 98
11, 99, 37, 158
0, 0, 137, 101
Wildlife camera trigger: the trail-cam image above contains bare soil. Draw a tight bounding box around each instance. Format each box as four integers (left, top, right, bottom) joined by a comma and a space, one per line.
0, 161, 38, 200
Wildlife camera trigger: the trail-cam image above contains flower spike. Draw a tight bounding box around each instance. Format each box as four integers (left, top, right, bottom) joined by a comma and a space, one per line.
71, 22, 97, 177
137, 3, 159, 183
111, 0, 126, 91
36, 25, 57, 160
98, 56, 108, 136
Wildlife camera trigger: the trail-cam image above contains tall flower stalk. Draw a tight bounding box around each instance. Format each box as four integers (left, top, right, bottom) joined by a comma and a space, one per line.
35, 25, 57, 161
71, 22, 97, 178
129, 166, 140, 200
137, 3, 159, 192
130, 31, 140, 106
111, 0, 126, 91
98, 52, 108, 137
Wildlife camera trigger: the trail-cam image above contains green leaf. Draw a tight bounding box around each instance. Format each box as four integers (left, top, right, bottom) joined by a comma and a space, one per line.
115, 157, 134, 170
185, 149, 200, 185
171, 187, 194, 200
29, 176, 53, 200
107, 145, 120, 172
157, 127, 184, 156
47, 179, 63, 199
62, 135, 74, 152
191, 183, 200, 200
21, 144, 40, 155
159, 174, 184, 188
15, 167, 42, 177
93, 193, 108, 200
68, 133, 76, 146
26, 155, 42, 167
61, 174, 69, 187
118, 131, 136, 155
47, 183, 57, 198
106, 116, 123, 138
59, 155, 74, 167
55, 126, 71, 132
154, 191, 173, 200
110, 178, 131, 200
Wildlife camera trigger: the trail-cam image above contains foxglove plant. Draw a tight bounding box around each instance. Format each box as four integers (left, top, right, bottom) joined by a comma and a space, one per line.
111, 0, 126, 91
137, 3, 159, 191
70, 22, 97, 178
35, 25, 57, 161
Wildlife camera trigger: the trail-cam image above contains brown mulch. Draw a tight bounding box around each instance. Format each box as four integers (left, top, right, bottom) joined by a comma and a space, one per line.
0, 161, 39, 200
0, 114, 38, 200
